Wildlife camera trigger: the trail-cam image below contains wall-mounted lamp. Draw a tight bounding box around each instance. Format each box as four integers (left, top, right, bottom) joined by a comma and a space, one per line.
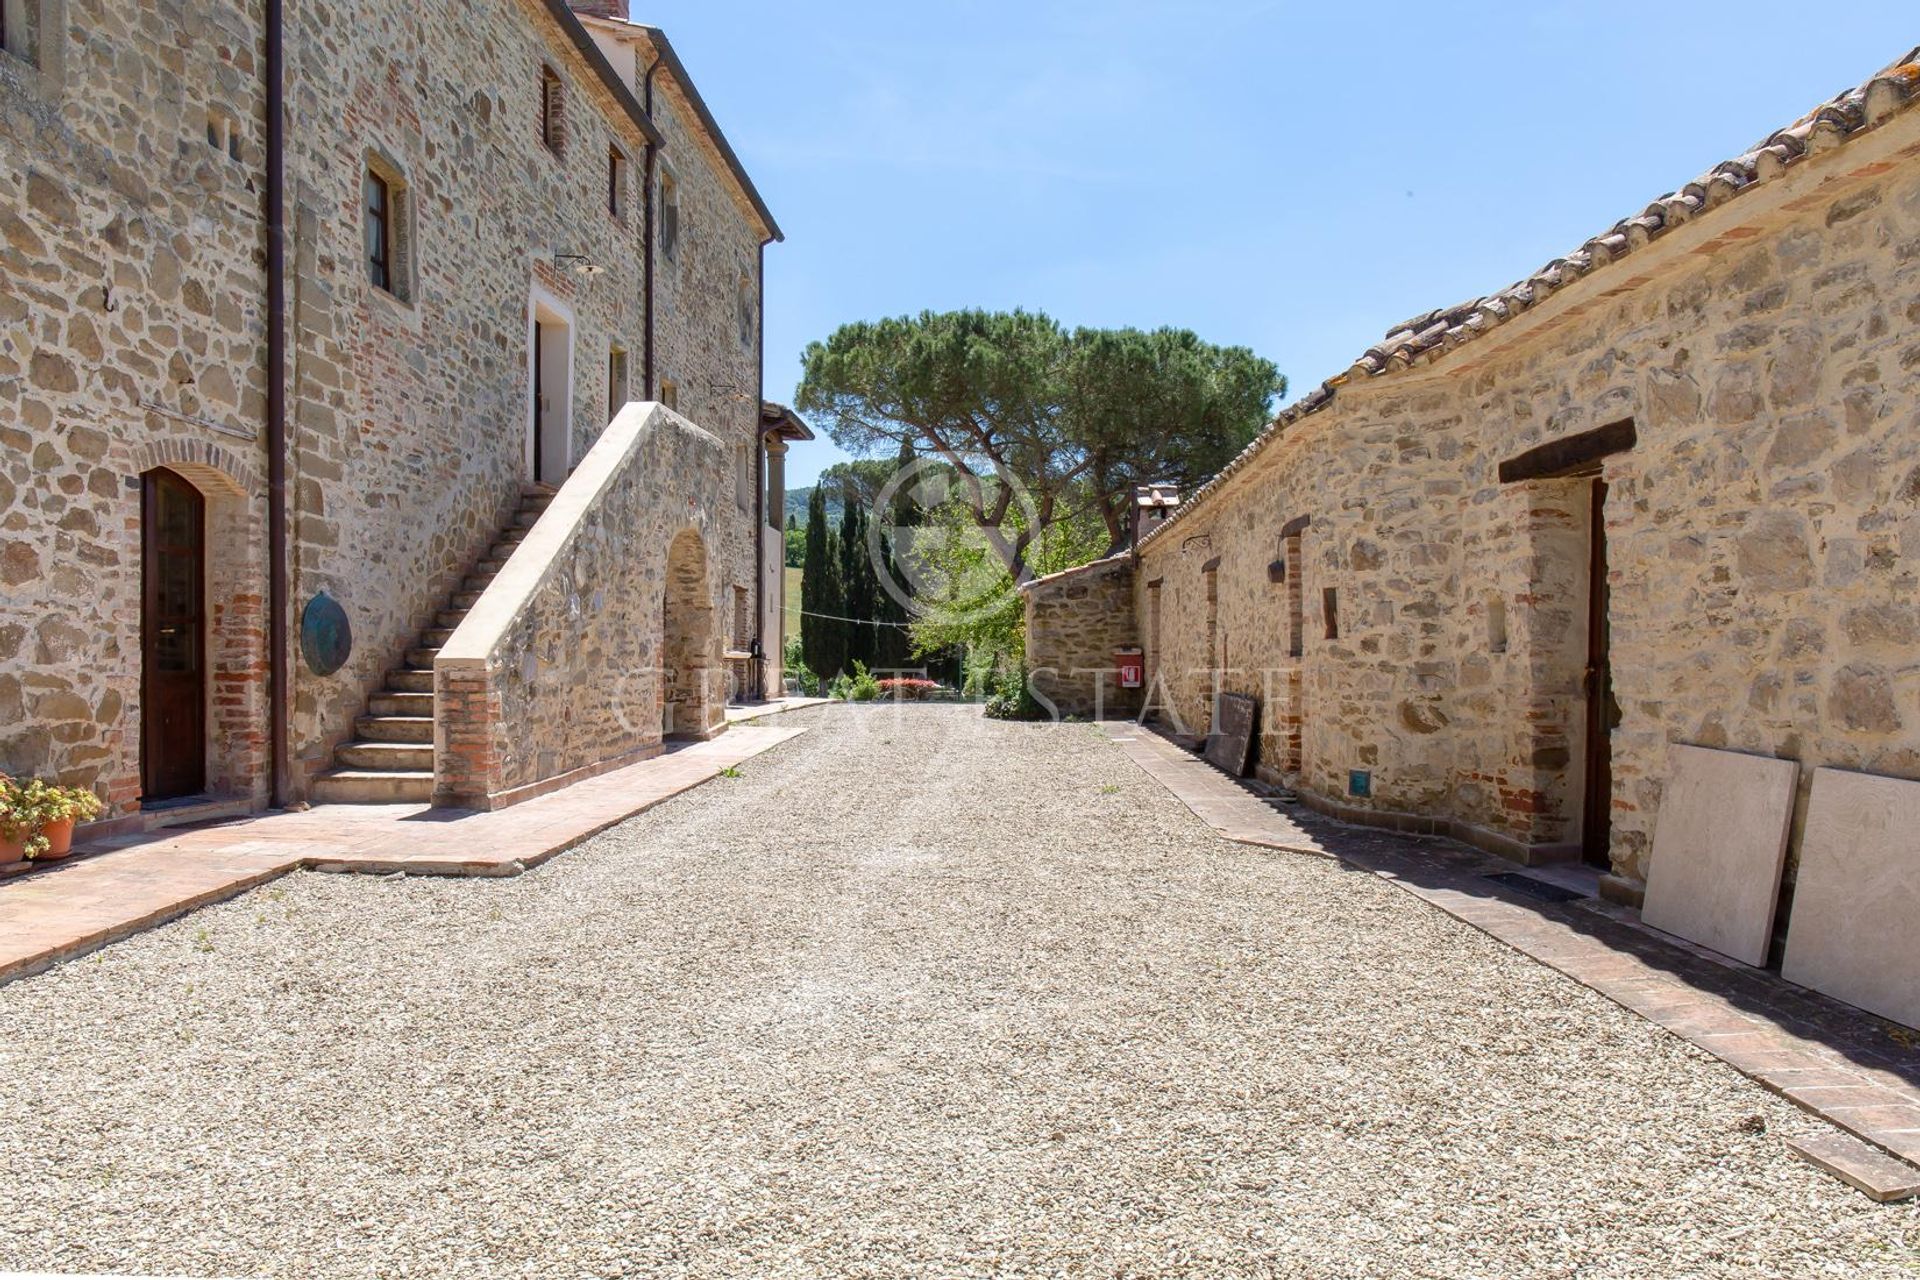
555, 253, 606, 277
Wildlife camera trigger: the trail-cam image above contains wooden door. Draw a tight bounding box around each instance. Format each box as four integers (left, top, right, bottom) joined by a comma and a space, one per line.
142, 469, 206, 801
1581, 477, 1613, 867
532, 319, 547, 483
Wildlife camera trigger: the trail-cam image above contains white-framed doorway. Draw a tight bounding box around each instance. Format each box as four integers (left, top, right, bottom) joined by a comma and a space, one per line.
527, 285, 575, 485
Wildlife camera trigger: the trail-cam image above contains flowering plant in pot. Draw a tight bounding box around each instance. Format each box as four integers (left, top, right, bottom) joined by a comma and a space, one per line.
0, 775, 41, 865
26, 780, 103, 860
0, 777, 103, 862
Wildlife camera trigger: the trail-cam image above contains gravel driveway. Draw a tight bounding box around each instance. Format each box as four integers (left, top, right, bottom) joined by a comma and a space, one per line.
0, 704, 1914, 1279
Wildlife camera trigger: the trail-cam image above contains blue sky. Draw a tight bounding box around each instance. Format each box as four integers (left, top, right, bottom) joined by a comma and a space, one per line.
648, 2, 1916, 488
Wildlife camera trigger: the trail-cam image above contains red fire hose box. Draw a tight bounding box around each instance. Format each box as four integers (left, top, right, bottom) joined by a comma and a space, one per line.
1116, 648, 1144, 689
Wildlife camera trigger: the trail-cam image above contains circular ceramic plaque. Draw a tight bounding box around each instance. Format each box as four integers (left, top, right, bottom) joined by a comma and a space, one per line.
300, 591, 353, 677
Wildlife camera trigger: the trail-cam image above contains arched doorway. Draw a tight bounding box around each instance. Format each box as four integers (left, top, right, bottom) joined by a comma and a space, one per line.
661, 528, 716, 739
141, 467, 206, 800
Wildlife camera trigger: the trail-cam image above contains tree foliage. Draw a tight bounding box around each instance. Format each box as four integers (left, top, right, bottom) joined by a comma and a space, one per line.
796, 309, 1283, 580
799, 486, 845, 680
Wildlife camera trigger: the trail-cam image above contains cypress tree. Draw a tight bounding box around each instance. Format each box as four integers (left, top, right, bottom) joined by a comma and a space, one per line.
838, 501, 875, 670
801, 487, 846, 679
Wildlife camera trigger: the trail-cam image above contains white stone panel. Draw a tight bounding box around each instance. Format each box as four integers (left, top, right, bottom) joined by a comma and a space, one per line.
1641, 744, 1797, 966
1783, 769, 1920, 1029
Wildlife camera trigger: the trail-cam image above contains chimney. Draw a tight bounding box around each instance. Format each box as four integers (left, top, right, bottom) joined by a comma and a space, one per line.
1132, 482, 1181, 550
568, 0, 630, 20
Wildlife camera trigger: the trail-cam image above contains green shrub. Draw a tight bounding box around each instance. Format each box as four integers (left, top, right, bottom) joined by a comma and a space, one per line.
983, 664, 1045, 721
848, 660, 881, 702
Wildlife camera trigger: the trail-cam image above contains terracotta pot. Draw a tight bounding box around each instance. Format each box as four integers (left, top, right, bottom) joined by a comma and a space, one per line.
38, 817, 75, 859
0, 830, 25, 867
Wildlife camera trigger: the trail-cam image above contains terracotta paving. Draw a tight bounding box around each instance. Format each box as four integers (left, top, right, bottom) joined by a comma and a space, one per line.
0, 725, 805, 987
1105, 723, 1920, 1198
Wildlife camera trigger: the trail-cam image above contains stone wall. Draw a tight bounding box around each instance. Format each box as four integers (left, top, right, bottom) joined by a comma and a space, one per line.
0, 0, 767, 823
282, 0, 662, 792
1131, 106, 1920, 887
1022, 554, 1141, 719
646, 70, 766, 680
0, 0, 272, 812
435, 402, 728, 809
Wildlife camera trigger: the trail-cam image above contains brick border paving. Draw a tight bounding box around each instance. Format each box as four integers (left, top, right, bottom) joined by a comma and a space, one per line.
725, 697, 833, 724
0, 726, 805, 988
1104, 723, 1920, 1198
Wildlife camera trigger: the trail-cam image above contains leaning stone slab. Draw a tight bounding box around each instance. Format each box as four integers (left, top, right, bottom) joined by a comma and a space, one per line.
1204, 692, 1257, 778
1786, 1132, 1920, 1202
1783, 768, 1920, 1030
1641, 744, 1798, 967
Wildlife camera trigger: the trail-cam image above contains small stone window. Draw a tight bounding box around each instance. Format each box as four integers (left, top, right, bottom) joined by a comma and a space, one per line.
607, 346, 628, 424
1323, 587, 1339, 641
1, 0, 65, 88
659, 167, 680, 260
736, 274, 754, 348
607, 145, 626, 220
1, 0, 38, 65
539, 66, 564, 155
362, 152, 413, 303
658, 377, 678, 412
206, 111, 243, 163
1486, 592, 1508, 654
735, 443, 751, 511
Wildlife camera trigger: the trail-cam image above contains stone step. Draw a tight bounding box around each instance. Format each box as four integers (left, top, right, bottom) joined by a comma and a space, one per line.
461, 574, 496, 594
496, 527, 528, 545
420, 627, 455, 647
405, 646, 441, 670
476, 555, 511, 574
450, 590, 484, 610
370, 691, 433, 717
311, 769, 434, 805
387, 668, 434, 694
511, 510, 542, 530
355, 714, 434, 744
435, 608, 469, 629
336, 740, 434, 771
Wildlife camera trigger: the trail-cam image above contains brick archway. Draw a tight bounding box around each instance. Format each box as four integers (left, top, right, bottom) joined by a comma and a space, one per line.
126, 437, 259, 499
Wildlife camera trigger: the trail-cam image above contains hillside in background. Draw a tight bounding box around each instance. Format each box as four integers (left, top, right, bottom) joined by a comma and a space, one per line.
784, 485, 843, 527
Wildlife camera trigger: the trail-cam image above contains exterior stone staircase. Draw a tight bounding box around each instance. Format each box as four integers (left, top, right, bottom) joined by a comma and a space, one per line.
310, 486, 554, 805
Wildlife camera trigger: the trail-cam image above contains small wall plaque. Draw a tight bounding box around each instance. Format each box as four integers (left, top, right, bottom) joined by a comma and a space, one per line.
1348, 769, 1372, 799
300, 591, 352, 677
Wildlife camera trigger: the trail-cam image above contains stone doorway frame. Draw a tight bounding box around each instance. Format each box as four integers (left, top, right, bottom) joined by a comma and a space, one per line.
527, 284, 575, 486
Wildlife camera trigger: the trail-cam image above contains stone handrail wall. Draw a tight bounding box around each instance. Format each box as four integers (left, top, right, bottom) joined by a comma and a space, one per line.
433, 402, 731, 809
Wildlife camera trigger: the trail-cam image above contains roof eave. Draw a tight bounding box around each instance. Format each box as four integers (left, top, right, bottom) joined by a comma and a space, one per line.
535, 0, 663, 148
588, 18, 784, 244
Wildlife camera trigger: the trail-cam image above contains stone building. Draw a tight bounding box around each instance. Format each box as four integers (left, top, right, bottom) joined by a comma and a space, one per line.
1028, 50, 1920, 911
1, 0, 790, 828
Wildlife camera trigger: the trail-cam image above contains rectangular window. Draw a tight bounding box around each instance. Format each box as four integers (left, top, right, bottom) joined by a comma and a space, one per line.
607, 347, 627, 424
608, 146, 625, 219
1323, 587, 1339, 641
540, 66, 563, 154
658, 377, 678, 412
363, 169, 392, 293
735, 443, 751, 511
732, 586, 751, 649
659, 169, 679, 259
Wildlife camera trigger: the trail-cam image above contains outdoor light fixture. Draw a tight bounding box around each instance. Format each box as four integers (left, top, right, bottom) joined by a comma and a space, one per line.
555, 252, 606, 277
